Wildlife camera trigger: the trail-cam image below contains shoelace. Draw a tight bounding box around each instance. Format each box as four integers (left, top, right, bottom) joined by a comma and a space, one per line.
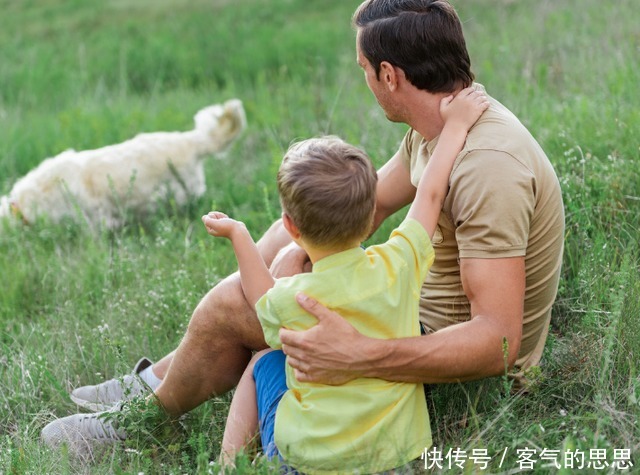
77, 411, 125, 441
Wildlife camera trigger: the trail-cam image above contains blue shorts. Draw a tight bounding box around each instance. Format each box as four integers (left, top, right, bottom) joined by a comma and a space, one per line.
253, 349, 288, 459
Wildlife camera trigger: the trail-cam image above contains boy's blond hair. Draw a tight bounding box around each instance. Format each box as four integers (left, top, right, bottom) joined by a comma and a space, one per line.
277, 136, 377, 248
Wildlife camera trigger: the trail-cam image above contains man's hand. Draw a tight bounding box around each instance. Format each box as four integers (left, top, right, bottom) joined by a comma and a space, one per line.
202, 211, 246, 239
269, 242, 312, 278
279, 293, 371, 385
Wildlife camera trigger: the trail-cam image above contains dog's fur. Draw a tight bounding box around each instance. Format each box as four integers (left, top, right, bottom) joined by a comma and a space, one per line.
0, 99, 246, 228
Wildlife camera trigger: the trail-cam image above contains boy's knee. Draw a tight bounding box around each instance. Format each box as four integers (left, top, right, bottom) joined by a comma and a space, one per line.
252, 348, 274, 363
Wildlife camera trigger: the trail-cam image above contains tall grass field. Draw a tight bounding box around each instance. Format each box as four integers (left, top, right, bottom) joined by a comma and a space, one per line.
1, 0, 638, 473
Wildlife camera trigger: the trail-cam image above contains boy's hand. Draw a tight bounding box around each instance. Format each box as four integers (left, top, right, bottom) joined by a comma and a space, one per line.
440, 87, 489, 131
202, 211, 246, 240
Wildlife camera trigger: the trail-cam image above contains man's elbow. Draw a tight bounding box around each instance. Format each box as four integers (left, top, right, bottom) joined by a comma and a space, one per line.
507, 324, 523, 365
488, 332, 521, 376
371, 203, 391, 234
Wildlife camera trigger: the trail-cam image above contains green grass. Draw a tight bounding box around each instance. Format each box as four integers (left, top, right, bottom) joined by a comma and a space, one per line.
1, 0, 639, 473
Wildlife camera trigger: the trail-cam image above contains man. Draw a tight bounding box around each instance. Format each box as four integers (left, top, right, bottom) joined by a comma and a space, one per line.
42, 0, 564, 458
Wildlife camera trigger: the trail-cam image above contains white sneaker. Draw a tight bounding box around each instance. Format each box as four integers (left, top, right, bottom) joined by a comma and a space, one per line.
70, 357, 153, 411
41, 407, 126, 461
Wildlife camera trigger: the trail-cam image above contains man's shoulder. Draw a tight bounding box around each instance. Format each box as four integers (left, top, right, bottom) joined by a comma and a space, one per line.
466, 88, 544, 154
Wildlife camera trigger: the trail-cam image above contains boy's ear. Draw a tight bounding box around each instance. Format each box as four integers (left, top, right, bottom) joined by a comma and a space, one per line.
282, 213, 301, 240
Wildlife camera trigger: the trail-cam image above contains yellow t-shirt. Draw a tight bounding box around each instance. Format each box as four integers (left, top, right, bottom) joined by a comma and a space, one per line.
398, 84, 565, 384
256, 218, 434, 474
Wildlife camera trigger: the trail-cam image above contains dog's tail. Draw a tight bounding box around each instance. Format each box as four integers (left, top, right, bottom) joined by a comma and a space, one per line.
194, 99, 246, 153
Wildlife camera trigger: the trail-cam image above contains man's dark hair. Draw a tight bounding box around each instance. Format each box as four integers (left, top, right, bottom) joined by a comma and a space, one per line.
353, 0, 474, 93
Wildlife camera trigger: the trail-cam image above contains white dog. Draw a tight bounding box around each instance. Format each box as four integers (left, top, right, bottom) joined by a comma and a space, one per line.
0, 99, 246, 228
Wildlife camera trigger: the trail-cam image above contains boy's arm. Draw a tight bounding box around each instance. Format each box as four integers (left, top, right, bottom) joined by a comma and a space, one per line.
407, 88, 489, 239
202, 212, 275, 308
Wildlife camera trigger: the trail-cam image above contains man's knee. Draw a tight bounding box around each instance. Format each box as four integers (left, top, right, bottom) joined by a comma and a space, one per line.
257, 219, 291, 268
185, 272, 266, 348
189, 274, 242, 329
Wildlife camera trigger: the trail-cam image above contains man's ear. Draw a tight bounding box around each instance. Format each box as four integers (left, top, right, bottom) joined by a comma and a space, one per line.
379, 61, 399, 91
282, 212, 301, 240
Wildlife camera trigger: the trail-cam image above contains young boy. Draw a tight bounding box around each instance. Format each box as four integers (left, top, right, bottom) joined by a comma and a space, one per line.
202, 88, 488, 473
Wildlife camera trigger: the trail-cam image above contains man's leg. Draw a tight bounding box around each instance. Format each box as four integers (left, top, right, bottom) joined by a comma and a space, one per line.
155, 271, 266, 417
154, 219, 292, 416
42, 220, 293, 454
42, 272, 269, 456
69, 219, 292, 411
150, 219, 292, 382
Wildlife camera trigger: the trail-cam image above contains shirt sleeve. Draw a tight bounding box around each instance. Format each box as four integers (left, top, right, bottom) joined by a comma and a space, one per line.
448, 149, 535, 258
371, 218, 434, 295
255, 292, 283, 349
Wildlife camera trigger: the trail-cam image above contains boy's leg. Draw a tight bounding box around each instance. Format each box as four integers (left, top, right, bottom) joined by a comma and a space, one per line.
220, 349, 274, 466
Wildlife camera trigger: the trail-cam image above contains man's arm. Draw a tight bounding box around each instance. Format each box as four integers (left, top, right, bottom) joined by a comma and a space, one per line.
202, 212, 275, 308
280, 256, 524, 384
371, 152, 416, 233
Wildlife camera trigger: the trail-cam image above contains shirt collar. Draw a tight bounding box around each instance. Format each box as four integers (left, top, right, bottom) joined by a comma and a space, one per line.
312, 246, 366, 273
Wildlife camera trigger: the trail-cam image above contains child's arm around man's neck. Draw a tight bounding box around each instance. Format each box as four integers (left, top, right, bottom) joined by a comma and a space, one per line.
406, 87, 489, 239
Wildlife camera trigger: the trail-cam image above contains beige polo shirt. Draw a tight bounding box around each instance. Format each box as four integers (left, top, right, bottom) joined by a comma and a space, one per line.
398, 85, 565, 381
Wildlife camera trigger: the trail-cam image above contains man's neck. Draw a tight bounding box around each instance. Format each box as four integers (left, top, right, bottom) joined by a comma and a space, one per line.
404, 88, 463, 141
